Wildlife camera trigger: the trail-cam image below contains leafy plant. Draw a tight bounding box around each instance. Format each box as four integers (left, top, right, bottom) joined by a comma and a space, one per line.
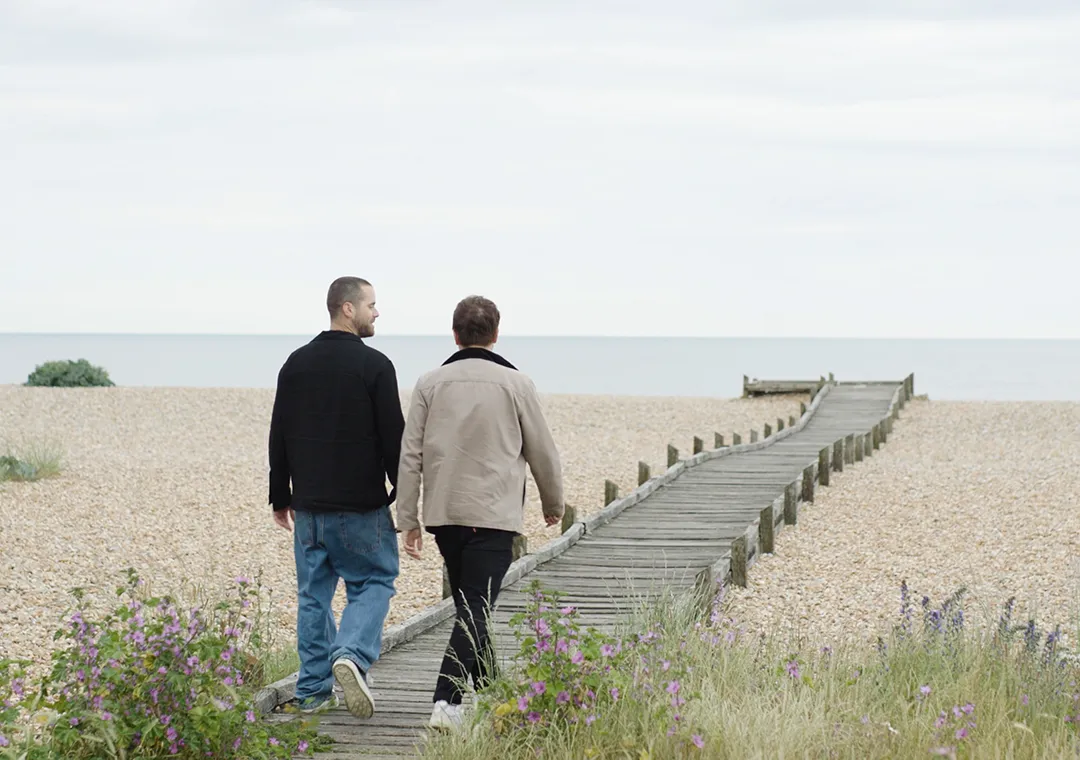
25, 359, 114, 388
0, 570, 327, 758
0, 441, 63, 482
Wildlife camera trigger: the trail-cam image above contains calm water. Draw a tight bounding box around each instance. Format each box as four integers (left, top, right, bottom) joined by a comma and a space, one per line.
1, 334, 1078, 401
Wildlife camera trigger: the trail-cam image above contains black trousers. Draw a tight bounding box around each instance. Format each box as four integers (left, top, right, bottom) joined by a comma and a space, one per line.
430, 525, 514, 705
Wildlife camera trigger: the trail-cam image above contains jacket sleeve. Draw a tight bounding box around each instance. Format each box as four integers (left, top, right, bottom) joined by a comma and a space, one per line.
371, 358, 406, 504
518, 378, 564, 520
395, 385, 428, 532
267, 366, 291, 511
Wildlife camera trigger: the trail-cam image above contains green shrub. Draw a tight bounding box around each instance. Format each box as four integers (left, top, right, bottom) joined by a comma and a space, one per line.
0, 441, 64, 482
0, 570, 328, 759
25, 359, 114, 388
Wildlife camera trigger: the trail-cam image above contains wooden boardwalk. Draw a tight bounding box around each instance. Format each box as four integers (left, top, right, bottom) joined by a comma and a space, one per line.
263, 378, 910, 758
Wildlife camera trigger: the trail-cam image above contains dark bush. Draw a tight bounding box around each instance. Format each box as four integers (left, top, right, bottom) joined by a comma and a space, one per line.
25, 359, 114, 387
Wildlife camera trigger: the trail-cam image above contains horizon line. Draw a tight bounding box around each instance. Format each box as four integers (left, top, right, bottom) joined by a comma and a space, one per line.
1, 332, 1078, 341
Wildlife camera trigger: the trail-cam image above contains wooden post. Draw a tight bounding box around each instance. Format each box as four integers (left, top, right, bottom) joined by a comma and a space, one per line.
818, 447, 831, 486
864, 433, 873, 458
854, 434, 864, 462
881, 418, 890, 442
561, 503, 576, 534
731, 534, 748, 588
777, 418, 784, 432
715, 433, 724, 448
800, 402, 807, 416
764, 423, 772, 438
732, 432, 742, 445
789, 414, 797, 428
638, 461, 651, 485
759, 505, 774, 553
442, 565, 452, 599
742, 374, 750, 398
667, 444, 679, 467
844, 434, 855, 465
872, 424, 881, 450
802, 464, 815, 503
693, 436, 704, 455
828, 372, 835, 383
833, 439, 844, 472
784, 482, 797, 525
512, 535, 528, 561
749, 430, 758, 443
604, 479, 619, 506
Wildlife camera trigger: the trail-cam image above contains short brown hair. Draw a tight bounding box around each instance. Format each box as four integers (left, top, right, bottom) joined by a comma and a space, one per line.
326, 276, 371, 317
453, 295, 500, 346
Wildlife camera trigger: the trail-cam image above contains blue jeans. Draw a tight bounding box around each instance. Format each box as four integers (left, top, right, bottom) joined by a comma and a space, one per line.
293, 507, 399, 702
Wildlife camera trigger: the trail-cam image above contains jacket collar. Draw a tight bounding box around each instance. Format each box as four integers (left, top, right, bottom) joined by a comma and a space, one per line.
442, 346, 518, 371
313, 330, 365, 344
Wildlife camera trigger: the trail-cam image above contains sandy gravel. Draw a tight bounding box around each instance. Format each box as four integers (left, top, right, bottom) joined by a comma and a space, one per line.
725, 398, 1080, 648
0, 385, 803, 668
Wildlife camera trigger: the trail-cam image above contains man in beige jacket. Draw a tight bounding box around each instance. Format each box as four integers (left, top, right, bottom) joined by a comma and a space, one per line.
395, 295, 564, 731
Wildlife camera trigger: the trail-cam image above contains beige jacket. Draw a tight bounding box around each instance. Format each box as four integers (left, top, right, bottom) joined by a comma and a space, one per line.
395, 350, 564, 535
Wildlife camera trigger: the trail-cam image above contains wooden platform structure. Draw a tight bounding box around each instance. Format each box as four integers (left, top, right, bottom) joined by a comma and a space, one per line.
259, 375, 915, 758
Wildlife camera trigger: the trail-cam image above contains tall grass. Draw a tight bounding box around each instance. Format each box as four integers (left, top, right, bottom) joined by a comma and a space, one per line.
423, 580, 1080, 759
0, 439, 64, 482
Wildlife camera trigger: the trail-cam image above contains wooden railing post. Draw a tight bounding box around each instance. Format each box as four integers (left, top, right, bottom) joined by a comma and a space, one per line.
750, 430, 758, 443
759, 505, 774, 553
561, 503, 577, 534
854, 434, 864, 462
844, 434, 855, 465
818, 447, 831, 486
732, 432, 742, 445
783, 482, 797, 525
604, 479, 619, 506
764, 423, 772, 438
802, 465, 815, 502
693, 436, 704, 455
667, 445, 679, 467
833, 439, 844, 472
638, 461, 651, 485
731, 534, 748, 587
872, 424, 881, 450
512, 535, 528, 561
789, 414, 796, 428
777, 418, 784, 432
864, 432, 873, 458
715, 433, 725, 448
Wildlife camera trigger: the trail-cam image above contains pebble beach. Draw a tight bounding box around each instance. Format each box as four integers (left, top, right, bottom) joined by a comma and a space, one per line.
0, 385, 804, 668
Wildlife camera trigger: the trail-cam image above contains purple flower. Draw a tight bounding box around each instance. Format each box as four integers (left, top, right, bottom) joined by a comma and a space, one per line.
167, 726, 178, 742
531, 681, 546, 697
571, 650, 584, 665
955, 728, 968, 740
269, 737, 280, 746
527, 711, 541, 724
555, 638, 569, 655
298, 740, 309, 752
517, 696, 530, 712
666, 680, 680, 695
246, 710, 256, 722
560, 606, 576, 615
920, 685, 932, 698
0, 735, 9, 748
1022, 694, 1029, 706
961, 703, 975, 715
101, 711, 112, 721
556, 691, 570, 705
610, 687, 619, 701
70, 718, 80, 727
786, 660, 801, 680
585, 714, 597, 726
692, 735, 705, 749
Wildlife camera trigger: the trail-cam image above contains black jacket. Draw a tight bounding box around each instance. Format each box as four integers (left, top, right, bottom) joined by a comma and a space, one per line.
268, 330, 405, 514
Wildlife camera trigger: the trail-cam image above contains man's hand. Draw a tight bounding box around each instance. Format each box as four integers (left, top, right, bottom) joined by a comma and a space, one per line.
544, 513, 560, 527
403, 528, 423, 560
273, 508, 295, 532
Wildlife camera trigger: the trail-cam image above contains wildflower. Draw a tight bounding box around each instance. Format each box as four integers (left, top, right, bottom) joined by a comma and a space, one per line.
1022, 694, 1029, 706
269, 737, 281, 746
786, 660, 801, 680
692, 735, 705, 749
0, 735, 8, 748
527, 711, 541, 724
167, 727, 178, 742
601, 644, 616, 658
955, 728, 968, 740
531, 681, 547, 697
572, 650, 585, 665
70, 718, 80, 726
961, 703, 975, 715
298, 740, 310, 752
610, 688, 619, 701
560, 605, 576, 615
161, 714, 171, 725
102, 711, 112, 721
518, 696, 530, 712
666, 680, 680, 695
585, 714, 597, 726
556, 638, 569, 655
556, 691, 570, 705
919, 685, 932, 699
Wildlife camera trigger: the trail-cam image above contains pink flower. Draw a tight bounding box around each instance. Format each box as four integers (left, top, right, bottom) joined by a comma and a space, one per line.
527, 711, 541, 724
517, 696, 530, 712
571, 651, 584, 665
692, 735, 705, 749
556, 691, 570, 705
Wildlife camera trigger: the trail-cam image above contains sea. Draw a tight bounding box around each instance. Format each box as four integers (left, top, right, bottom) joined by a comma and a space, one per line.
1, 334, 1078, 401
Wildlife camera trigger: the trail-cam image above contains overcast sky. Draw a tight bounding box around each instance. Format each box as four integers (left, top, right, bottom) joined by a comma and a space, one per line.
1, 1, 1076, 338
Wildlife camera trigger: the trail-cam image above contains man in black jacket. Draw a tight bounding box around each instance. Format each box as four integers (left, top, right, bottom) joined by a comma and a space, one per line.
268, 276, 405, 719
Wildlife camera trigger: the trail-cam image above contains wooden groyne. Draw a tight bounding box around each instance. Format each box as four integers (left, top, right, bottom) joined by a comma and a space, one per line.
258, 373, 914, 758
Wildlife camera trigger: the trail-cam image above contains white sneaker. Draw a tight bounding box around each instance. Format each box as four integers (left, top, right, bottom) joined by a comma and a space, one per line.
332, 658, 374, 719
429, 700, 465, 731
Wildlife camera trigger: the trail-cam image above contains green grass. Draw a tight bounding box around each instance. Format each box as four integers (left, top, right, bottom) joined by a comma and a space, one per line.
0, 440, 64, 482
421, 582, 1080, 760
